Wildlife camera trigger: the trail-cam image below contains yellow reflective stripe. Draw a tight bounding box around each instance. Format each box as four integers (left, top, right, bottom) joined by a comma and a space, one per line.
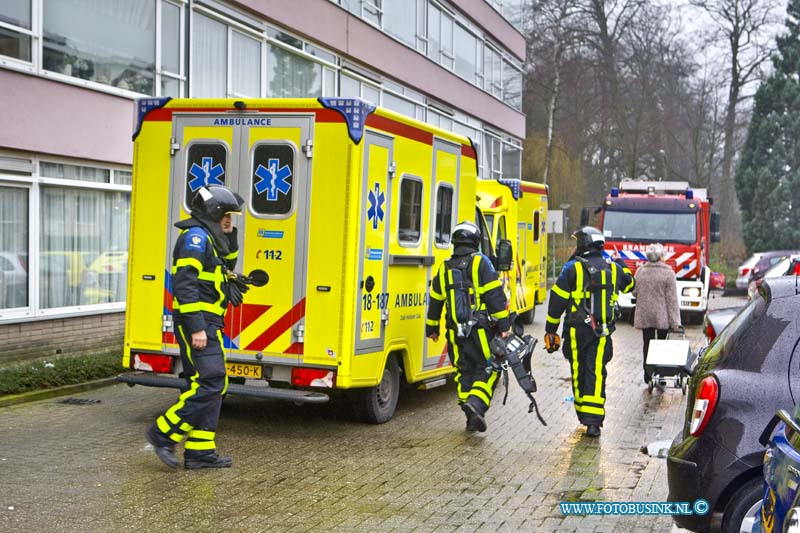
224, 250, 238, 261
174, 301, 225, 315
187, 429, 215, 441
169, 432, 183, 443
573, 262, 584, 305
477, 328, 491, 357
469, 388, 491, 406
179, 422, 192, 433
595, 336, 606, 398
472, 380, 494, 395
552, 284, 570, 299
479, 278, 502, 294
426, 318, 439, 326
156, 416, 171, 434
490, 309, 509, 320
601, 269, 607, 325
217, 329, 229, 395
569, 327, 581, 402
184, 440, 216, 450
174, 257, 204, 274
446, 269, 459, 324
546, 315, 560, 325
581, 395, 606, 405
429, 290, 445, 301
471, 255, 482, 308
165, 410, 180, 426
575, 404, 605, 415
197, 270, 218, 281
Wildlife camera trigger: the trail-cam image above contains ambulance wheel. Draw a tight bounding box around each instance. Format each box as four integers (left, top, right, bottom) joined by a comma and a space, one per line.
520, 306, 535, 325
352, 356, 400, 424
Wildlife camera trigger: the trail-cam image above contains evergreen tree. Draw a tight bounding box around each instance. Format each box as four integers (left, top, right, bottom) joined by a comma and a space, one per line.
735, 0, 800, 252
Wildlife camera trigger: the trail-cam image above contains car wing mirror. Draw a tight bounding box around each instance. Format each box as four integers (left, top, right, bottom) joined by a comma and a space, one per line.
246, 269, 269, 287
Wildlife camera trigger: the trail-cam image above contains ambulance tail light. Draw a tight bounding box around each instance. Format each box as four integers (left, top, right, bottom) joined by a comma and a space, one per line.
689, 376, 719, 436
291, 367, 336, 388
133, 352, 173, 373
490, 196, 503, 208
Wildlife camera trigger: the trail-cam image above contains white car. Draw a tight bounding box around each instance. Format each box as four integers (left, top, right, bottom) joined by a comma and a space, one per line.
736, 253, 762, 290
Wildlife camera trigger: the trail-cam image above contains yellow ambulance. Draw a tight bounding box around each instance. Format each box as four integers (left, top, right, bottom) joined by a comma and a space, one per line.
477, 179, 548, 324
120, 97, 513, 423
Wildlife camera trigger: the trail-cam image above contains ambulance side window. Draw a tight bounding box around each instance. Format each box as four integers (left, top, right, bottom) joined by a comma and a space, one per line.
434, 184, 454, 246
496, 215, 507, 251
533, 211, 541, 242
398, 175, 423, 246
251, 143, 295, 217
185, 142, 228, 208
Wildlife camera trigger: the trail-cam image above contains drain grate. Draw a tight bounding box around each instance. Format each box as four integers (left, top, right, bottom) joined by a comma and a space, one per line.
58, 398, 101, 405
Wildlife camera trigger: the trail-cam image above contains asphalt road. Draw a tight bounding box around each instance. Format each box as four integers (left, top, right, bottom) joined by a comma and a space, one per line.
0, 292, 745, 532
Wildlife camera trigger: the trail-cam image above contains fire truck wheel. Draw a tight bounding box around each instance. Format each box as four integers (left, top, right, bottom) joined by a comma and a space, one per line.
352, 356, 400, 424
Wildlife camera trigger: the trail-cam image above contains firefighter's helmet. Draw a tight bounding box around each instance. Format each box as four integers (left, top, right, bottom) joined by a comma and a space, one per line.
452, 221, 481, 249
192, 185, 244, 222
572, 226, 605, 254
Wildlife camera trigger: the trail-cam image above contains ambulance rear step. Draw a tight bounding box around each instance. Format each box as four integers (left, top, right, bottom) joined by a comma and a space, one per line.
117, 373, 329, 403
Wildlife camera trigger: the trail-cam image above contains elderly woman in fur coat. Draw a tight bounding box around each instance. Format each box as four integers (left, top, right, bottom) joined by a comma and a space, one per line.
633, 243, 681, 384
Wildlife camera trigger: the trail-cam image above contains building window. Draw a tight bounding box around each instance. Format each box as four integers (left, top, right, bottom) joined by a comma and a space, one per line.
43, 0, 155, 94
384, 0, 415, 47
268, 43, 322, 98
231, 30, 261, 97
159, 0, 183, 97
503, 60, 522, 111
39, 187, 130, 307
502, 141, 521, 179
191, 13, 226, 97
0, 185, 29, 310
454, 23, 476, 83
0, 1, 32, 62
434, 183, 453, 245
398, 176, 423, 245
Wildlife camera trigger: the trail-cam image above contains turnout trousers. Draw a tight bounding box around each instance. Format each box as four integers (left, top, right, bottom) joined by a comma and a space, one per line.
562, 323, 613, 426
148, 320, 229, 458
446, 327, 499, 416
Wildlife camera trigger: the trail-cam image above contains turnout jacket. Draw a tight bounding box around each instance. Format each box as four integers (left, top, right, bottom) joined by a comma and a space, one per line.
545, 251, 634, 335
426, 250, 511, 337
171, 217, 239, 334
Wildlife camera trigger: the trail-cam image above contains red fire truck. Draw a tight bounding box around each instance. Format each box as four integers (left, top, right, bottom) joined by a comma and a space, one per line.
581, 180, 721, 323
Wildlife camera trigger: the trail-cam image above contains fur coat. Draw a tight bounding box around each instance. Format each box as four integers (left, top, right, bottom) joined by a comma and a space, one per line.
632, 261, 681, 330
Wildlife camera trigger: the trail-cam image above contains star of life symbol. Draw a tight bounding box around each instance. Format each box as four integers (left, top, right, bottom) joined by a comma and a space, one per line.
188, 157, 225, 191
367, 182, 385, 230
254, 159, 292, 201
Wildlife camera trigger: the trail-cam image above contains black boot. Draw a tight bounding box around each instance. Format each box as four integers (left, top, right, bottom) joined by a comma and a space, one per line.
462, 403, 487, 433
145, 425, 178, 469
185, 452, 233, 470
585, 424, 601, 438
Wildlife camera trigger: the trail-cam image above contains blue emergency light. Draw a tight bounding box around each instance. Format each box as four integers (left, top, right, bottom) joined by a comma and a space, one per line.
610, 187, 619, 197
685, 189, 694, 199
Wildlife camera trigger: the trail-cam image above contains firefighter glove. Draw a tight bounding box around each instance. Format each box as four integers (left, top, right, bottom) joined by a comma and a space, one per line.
544, 333, 561, 353
225, 281, 246, 307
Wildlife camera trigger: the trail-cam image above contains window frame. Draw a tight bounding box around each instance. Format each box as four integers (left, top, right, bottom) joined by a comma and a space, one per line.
397, 174, 424, 247
434, 182, 454, 248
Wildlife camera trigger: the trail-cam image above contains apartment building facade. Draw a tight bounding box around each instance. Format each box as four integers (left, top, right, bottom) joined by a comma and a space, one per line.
0, 0, 526, 361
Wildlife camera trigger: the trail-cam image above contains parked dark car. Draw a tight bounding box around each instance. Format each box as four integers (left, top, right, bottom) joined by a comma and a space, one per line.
667, 277, 800, 532
703, 304, 744, 344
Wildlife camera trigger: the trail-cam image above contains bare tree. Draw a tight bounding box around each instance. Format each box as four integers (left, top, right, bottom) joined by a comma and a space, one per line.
688, 0, 780, 244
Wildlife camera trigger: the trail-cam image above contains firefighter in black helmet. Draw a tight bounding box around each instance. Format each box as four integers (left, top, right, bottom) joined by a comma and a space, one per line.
543, 226, 634, 438
146, 185, 246, 470
426, 221, 511, 433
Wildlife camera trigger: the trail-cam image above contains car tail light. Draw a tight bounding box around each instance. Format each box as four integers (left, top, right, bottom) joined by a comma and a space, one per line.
291, 367, 336, 388
705, 322, 716, 343
689, 376, 719, 436
133, 353, 172, 373
739, 267, 751, 277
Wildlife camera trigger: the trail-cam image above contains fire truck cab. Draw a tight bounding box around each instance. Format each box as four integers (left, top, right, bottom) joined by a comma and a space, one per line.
582, 179, 720, 322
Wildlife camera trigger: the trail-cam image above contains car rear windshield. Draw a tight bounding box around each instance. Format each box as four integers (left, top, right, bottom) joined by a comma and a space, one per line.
702, 296, 763, 365
741, 255, 761, 268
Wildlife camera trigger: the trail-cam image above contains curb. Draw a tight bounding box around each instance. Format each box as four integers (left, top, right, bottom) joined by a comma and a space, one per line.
0, 377, 120, 408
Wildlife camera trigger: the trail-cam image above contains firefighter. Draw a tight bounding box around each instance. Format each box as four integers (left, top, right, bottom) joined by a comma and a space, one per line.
426, 221, 511, 432
146, 185, 246, 469
543, 226, 634, 438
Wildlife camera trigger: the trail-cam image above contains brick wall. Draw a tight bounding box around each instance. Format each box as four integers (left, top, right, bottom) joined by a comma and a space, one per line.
0, 313, 124, 364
